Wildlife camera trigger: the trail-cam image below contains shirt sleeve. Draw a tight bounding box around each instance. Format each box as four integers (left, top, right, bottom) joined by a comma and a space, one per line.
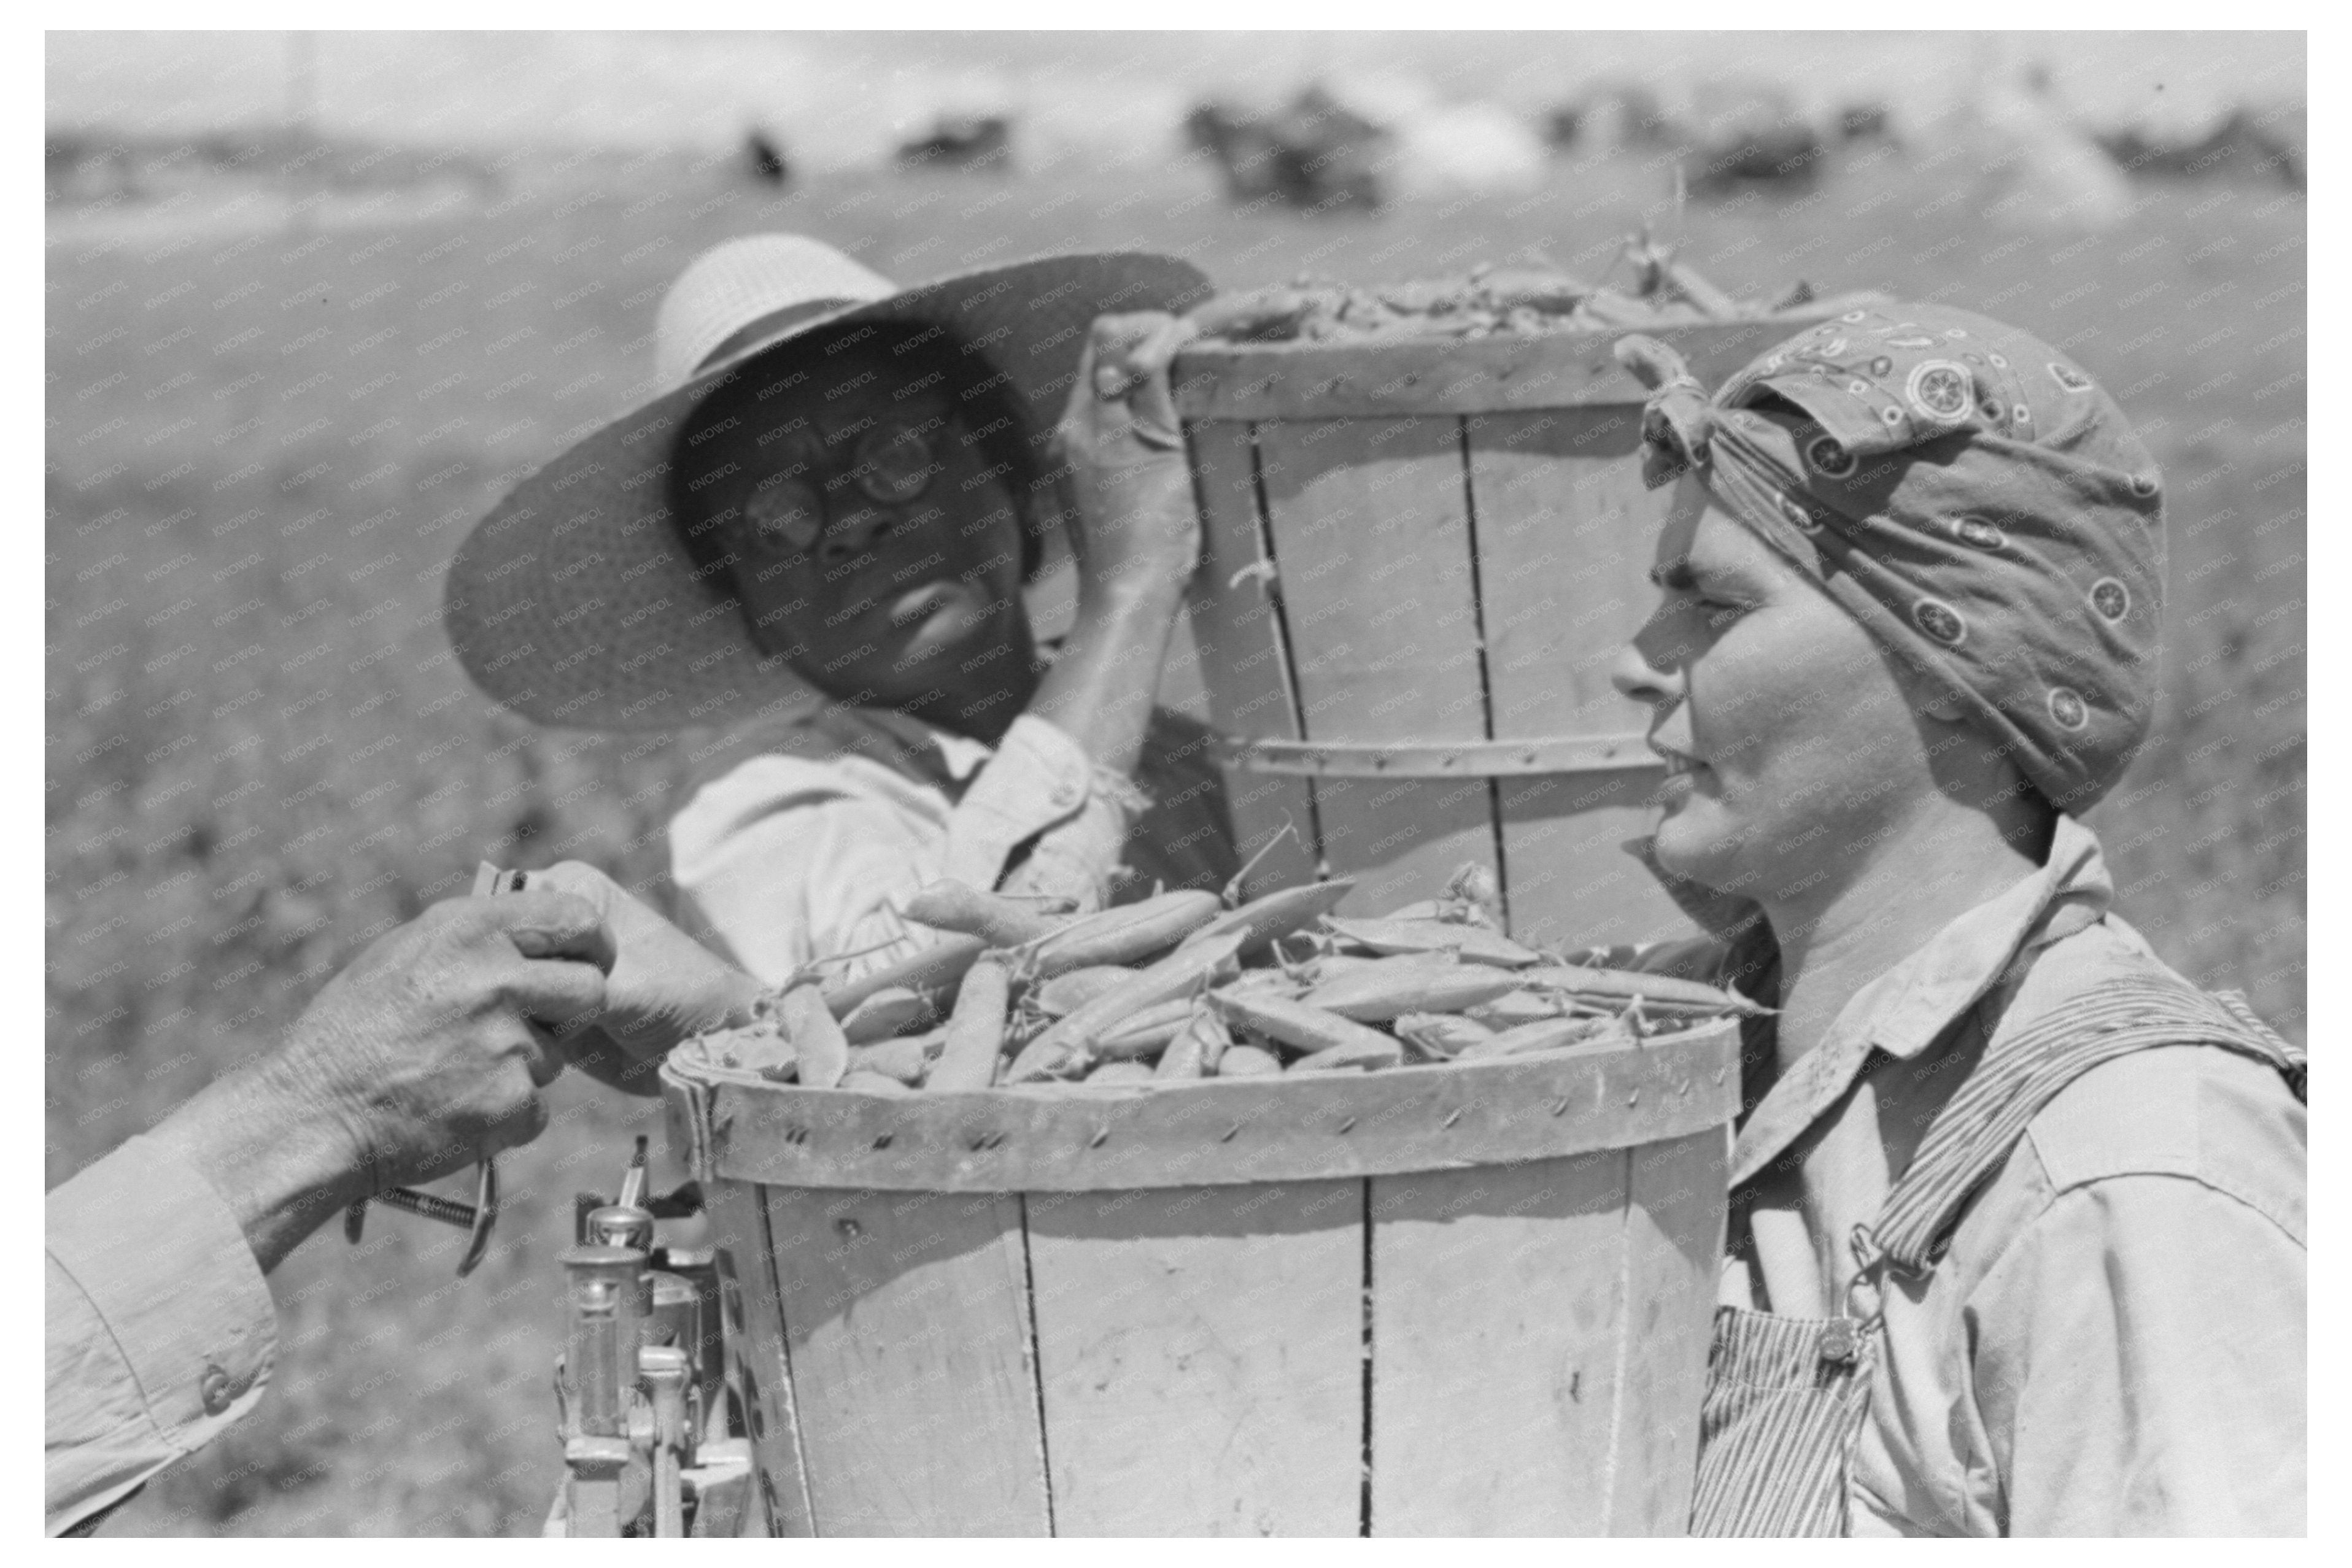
1967, 1173, 2305, 1535
668, 755, 948, 987
46, 1134, 277, 1536
942, 714, 1142, 913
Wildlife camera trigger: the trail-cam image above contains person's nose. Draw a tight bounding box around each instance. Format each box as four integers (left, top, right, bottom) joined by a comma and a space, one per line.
816, 493, 890, 565
1611, 611, 1687, 714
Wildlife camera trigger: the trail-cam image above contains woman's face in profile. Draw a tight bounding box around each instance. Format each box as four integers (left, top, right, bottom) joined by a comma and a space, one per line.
1613, 477, 1945, 908
687, 342, 1034, 709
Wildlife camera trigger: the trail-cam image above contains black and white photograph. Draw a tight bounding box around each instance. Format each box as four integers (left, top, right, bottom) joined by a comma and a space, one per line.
42, 21, 2310, 1539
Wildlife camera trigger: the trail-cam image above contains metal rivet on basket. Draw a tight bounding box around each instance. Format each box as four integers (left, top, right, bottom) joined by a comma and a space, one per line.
1336, 1116, 1356, 1134
1442, 1108, 1464, 1129
1627, 1087, 1641, 1106
1088, 1127, 1110, 1149
872, 1133, 893, 1149
835, 1218, 860, 1240
1550, 1097, 1570, 1116
1220, 1122, 1242, 1143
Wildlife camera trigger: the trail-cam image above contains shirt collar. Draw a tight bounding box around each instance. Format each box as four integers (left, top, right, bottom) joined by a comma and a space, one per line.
803, 704, 994, 785
1838, 813, 2112, 1062
1727, 814, 2113, 1191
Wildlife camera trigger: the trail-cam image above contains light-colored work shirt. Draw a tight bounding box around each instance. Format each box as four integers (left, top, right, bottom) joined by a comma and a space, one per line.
1719, 816, 2305, 1535
669, 703, 1232, 986
46, 1135, 276, 1536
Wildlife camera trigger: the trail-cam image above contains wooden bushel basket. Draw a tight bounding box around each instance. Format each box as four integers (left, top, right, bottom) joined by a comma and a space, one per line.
1160, 311, 1843, 951
663, 1021, 1738, 1536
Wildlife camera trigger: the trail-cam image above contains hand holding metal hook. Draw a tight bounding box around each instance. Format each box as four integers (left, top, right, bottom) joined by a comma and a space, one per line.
341, 861, 519, 1276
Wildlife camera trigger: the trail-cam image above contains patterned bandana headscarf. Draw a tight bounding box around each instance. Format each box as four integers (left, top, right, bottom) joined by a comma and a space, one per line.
1614, 303, 2166, 812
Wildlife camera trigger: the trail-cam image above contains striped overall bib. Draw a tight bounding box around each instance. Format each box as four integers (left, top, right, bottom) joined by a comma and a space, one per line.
1687, 975, 2307, 1536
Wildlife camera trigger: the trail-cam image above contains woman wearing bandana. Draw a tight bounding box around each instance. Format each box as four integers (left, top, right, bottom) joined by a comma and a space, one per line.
1607, 307, 2305, 1535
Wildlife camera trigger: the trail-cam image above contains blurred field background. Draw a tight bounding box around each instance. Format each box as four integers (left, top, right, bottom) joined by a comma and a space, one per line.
48, 29, 2303, 1536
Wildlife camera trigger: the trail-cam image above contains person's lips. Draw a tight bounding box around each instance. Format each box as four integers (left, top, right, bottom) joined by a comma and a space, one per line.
1649, 738, 1711, 803
888, 581, 959, 630
1649, 738, 1705, 776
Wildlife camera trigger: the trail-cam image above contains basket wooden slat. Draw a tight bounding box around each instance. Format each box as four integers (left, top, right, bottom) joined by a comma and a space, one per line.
1611, 1129, 1731, 1530
1026, 1183, 1366, 1536
702, 1180, 817, 1536
762, 1188, 1050, 1535
1368, 1149, 1628, 1534
1256, 415, 1498, 912
1178, 419, 1321, 890
1469, 406, 1673, 946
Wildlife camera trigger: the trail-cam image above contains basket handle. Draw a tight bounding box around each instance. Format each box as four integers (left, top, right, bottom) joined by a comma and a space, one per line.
1217, 733, 1661, 779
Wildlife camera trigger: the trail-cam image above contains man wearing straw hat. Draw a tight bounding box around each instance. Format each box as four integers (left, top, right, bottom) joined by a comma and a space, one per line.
446, 236, 1234, 1076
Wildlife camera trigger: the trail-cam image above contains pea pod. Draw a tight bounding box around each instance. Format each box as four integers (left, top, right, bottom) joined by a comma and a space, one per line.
838, 1068, 915, 1096
1517, 964, 1766, 1016
1302, 956, 1520, 1021
1155, 1007, 1228, 1080
901, 879, 1068, 947
1468, 989, 1567, 1027
778, 983, 850, 1090
1456, 1016, 1625, 1062
1392, 1011, 1496, 1060
1321, 916, 1544, 968
1213, 1043, 1283, 1078
1031, 965, 1140, 1019
925, 955, 1012, 1092
839, 986, 936, 1044
1288, 1035, 1405, 1073
1178, 877, 1357, 959
1209, 990, 1398, 1059
1024, 890, 1224, 978
846, 1029, 942, 1085
1005, 930, 1248, 1083
823, 934, 986, 1019
1094, 996, 1200, 1060
1082, 1060, 1159, 1086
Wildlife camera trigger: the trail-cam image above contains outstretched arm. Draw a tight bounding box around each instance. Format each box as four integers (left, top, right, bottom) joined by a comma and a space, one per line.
48, 892, 613, 1534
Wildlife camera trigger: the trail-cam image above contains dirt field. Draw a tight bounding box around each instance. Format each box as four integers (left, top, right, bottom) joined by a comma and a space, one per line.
47, 142, 2303, 1533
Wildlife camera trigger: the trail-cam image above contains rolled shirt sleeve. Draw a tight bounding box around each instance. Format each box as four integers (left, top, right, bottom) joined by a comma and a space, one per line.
947, 714, 1147, 912
47, 1134, 277, 1536
1967, 1173, 2306, 1535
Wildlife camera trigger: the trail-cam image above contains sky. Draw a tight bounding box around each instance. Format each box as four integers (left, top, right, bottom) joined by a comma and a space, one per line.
47, 30, 2307, 172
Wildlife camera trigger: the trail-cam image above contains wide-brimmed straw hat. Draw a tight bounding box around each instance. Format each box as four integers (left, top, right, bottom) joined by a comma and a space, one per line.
444, 234, 1210, 732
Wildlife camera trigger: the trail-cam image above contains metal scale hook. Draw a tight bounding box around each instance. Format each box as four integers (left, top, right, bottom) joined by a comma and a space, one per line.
341, 861, 517, 1276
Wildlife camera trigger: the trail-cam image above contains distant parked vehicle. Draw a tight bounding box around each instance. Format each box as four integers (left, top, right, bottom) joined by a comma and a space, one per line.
744, 128, 790, 187
1183, 90, 1388, 213
2094, 102, 2305, 192
894, 114, 1014, 174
